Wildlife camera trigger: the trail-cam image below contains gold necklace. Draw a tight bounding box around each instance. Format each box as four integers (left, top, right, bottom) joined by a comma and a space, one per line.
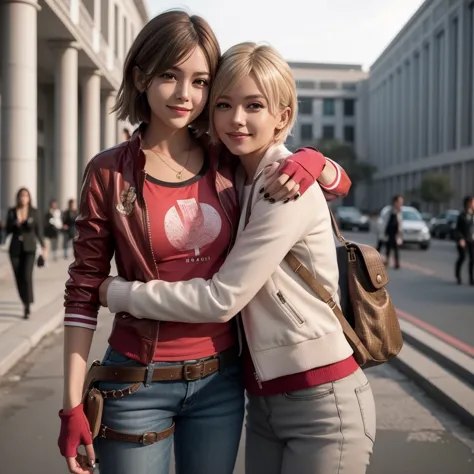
147, 147, 192, 180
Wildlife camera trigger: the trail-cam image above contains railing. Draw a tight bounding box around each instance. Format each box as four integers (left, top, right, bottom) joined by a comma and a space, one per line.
99, 34, 109, 66
51, 0, 71, 15
78, 1, 94, 47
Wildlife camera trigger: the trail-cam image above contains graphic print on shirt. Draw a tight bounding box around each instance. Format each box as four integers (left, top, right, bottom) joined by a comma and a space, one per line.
164, 198, 222, 258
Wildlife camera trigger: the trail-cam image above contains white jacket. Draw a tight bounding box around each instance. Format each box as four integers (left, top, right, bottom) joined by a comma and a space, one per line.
107, 144, 353, 382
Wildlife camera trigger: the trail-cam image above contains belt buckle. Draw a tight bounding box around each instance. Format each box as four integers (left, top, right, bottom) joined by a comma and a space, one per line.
140, 432, 157, 446
183, 361, 205, 381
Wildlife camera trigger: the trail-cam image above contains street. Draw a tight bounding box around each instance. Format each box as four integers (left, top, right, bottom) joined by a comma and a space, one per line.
0, 229, 474, 473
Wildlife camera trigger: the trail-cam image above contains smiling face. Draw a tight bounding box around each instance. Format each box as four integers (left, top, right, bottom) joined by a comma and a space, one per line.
213, 75, 290, 159
134, 47, 211, 132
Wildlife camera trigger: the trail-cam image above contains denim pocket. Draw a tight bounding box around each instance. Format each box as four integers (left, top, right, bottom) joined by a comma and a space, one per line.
101, 346, 142, 367
355, 382, 376, 443
284, 382, 334, 401
220, 360, 243, 382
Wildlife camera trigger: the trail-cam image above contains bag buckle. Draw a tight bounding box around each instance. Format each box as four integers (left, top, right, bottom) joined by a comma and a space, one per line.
328, 298, 337, 309
183, 361, 205, 381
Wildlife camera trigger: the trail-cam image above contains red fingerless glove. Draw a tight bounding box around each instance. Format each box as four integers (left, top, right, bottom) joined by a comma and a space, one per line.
58, 404, 93, 458
278, 148, 326, 196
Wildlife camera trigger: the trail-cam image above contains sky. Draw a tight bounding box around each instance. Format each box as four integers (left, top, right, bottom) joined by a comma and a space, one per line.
145, 0, 426, 70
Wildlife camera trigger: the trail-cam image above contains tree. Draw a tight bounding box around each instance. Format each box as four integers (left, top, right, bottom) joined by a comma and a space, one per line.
315, 139, 377, 186
419, 173, 453, 212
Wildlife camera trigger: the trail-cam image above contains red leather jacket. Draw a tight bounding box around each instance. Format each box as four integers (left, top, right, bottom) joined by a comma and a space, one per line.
64, 130, 351, 364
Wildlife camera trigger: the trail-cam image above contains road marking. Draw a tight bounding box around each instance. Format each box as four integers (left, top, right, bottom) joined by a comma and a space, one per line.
397, 308, 474, 357
399, 261, 436, 276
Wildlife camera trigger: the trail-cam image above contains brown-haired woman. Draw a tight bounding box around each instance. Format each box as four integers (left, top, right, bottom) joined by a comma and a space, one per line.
6, 188, 46, 319
57, 10, 350, 474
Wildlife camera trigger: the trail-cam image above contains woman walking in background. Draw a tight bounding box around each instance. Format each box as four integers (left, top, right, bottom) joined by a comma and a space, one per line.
44, 199, 63, 262
455, 195, 474, 285
62, 198, 78, 260
6, 188, 46, 319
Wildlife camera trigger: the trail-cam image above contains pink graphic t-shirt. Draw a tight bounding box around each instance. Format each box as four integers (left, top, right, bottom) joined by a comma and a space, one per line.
143, 159, 235, 361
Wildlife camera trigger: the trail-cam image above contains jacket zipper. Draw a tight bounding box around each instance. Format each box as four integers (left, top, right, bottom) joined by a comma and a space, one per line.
142, 170, 160, 359
276, 291, 305, 325
240, 315, 263, 389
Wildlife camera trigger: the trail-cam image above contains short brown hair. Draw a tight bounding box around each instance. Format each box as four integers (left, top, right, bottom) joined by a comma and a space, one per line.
113, 10, 220, 126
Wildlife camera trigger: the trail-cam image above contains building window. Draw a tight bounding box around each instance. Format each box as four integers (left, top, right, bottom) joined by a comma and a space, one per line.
344, 125, 355, 143
344, 99, 355, 116
448, 18, 458, 151
300, 124, 313, 141
433, 30, 446, 154
323, 99, 335, 116
422, 43, 430, 156
320, 81, 338, 90
342, 82, 357, 91
114, 5, 119, 57
299, 97, 313, 115
296, 80, 315, 89
466, 2, 474, 146
322, 125, 335, 140
123, 17, 128, 58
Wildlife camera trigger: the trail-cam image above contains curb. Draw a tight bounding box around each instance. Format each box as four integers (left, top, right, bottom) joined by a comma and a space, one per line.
391, 343, 474, 429
0, 296, 65, 378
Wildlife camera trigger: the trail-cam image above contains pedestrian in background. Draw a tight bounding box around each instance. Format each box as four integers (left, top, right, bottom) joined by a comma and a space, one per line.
62, 199, 78, 260
379, 195, 403, 269
454, 195, 474, 285
44, 199, 63, 262
0, 219, 5, 246
6, 188, 46, 319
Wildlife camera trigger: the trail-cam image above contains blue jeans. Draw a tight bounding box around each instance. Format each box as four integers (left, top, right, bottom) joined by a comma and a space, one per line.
95, 347, 245, 474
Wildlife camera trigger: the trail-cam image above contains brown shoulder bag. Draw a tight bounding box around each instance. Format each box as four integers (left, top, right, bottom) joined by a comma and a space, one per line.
285, 211, 403, 369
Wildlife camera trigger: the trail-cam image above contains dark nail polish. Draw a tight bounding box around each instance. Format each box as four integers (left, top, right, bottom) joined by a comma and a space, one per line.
269, 198, 276, 203
283, 198, 290, 204
294, 194, 300, 200
259, 187, 265, 194
264, 193, 270, 199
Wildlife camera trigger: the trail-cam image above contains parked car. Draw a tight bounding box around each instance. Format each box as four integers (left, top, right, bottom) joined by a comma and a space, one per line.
333, 206, 370, 232
429, 210, 460, 239
421, 212, 433, 224
377, 205, 431, 250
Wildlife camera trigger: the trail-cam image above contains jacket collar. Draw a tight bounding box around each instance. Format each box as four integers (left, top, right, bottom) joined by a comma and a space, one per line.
253, 143, 292, 180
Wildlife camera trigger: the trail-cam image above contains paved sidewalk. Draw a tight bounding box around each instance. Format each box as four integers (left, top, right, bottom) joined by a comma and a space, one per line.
0, 255, 72, 376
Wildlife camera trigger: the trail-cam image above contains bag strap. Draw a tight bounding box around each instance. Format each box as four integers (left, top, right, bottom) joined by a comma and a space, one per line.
244, 174, 368, 357
284, 251, 370, 359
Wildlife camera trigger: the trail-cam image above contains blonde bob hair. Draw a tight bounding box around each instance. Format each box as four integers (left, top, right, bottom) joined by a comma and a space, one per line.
209, 42, 297, 144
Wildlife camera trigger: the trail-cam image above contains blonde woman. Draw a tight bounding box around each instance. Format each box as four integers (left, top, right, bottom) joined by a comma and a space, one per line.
103, 43, 375, 474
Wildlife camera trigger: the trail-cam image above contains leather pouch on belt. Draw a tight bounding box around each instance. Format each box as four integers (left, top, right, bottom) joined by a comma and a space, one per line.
82, 360, 103, 439
83, 387, 103, 439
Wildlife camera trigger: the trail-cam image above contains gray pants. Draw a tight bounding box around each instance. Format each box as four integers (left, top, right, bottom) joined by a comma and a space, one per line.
245, 368, 375, 474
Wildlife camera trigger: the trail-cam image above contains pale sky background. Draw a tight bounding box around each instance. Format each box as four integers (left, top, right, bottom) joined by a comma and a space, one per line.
145, 0, 426, 70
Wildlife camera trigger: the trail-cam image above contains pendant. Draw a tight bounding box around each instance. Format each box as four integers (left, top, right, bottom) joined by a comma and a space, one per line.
176, 171, 182, 180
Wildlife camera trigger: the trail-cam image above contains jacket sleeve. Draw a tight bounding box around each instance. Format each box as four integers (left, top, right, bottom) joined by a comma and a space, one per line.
64, 160, 114, 330
34, 210, 45, 248
455, 214, 465, 242
107, 181, 328, 323
319, 158, 352, 201
6, 208, 17, 235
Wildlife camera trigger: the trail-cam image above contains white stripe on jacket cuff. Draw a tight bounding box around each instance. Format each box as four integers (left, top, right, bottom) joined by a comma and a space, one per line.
319, 158, 341, 191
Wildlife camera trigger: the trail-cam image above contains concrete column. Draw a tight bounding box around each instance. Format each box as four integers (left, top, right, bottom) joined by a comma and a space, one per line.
103, 91, 117, 149
0, 0, 40, 215
81, 70, 101, 173
51, 41, 80, 209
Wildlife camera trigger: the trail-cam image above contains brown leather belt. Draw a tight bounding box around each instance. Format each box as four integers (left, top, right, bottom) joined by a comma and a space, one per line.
87, 346, 239, 385
99, 423, 175, 445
